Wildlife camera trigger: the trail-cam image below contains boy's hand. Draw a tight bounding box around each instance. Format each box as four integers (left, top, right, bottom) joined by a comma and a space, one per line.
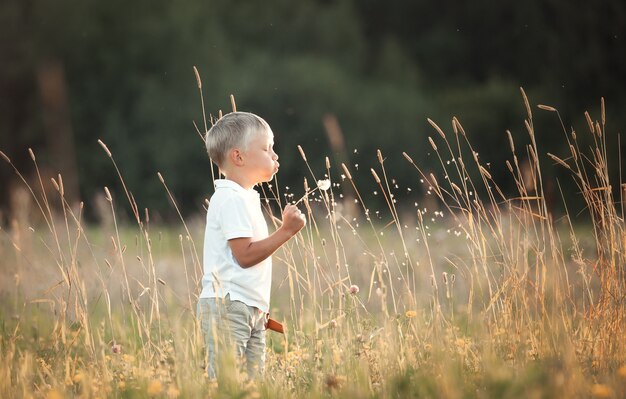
280, 204, 306, 235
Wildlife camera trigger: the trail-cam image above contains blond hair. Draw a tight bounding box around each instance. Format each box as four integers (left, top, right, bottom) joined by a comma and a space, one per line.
205, 112, 270, 167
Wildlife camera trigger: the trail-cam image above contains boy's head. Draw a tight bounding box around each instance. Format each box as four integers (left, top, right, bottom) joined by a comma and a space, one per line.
205, 112, 270, 167
205, 112, 279, 185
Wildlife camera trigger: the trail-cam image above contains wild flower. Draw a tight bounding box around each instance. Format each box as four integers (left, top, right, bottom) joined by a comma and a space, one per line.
147, 380, 163, 396
591, 384, 612, 398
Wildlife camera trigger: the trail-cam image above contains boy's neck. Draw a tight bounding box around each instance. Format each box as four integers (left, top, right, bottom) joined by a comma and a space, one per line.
220, 171, 255, 191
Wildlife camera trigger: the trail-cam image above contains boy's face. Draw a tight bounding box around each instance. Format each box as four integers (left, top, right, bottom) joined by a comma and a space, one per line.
242, 128, 279, 184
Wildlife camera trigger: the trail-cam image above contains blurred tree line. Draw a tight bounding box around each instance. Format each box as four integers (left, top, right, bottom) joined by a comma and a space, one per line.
1, 0, 625, 223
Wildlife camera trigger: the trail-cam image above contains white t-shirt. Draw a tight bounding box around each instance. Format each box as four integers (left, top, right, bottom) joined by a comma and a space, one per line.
200, 179, 272, 312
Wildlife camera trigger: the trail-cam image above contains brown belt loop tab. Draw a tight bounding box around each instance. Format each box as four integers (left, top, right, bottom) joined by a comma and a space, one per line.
266, 317, 284, 334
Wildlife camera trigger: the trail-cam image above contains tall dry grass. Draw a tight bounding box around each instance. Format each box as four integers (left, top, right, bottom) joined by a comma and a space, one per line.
1, 88, 625, 398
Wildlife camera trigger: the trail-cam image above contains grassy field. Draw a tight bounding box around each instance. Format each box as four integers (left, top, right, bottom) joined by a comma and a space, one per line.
1, 91, 626, 398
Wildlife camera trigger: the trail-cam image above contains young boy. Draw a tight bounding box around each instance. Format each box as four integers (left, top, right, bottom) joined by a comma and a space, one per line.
198, 112, 305, 380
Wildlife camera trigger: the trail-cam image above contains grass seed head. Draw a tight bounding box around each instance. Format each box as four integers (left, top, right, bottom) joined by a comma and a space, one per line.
427, 118, 446, 139
0, 150, 10, 163
104, 187, 112, 202
193, 66, 202, 89
507, 130, 515, 153
537, 104, 556, 112
371, 168, 381, 184
402, 152, 413, 164
297, 145, 307, 162
98, 139, 112, 157
428, 136, 437, 151
341, 163, 352, 180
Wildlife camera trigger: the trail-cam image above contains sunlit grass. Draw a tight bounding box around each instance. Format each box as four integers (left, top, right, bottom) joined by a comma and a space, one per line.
1, 89, 626, 398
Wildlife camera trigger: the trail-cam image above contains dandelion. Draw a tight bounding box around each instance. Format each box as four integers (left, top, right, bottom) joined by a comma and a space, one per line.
405, 310, 417, 318
349, 284, 359, 295
317, 179, 331, 191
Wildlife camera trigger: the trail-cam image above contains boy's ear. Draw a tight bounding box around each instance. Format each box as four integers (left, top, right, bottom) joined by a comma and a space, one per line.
229, 148, 245, 166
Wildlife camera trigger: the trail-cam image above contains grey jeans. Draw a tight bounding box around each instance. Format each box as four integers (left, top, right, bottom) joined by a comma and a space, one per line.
197, 295, 268, 379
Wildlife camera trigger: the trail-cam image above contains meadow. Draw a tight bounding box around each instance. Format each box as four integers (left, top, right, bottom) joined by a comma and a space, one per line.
1, 89, 626, 398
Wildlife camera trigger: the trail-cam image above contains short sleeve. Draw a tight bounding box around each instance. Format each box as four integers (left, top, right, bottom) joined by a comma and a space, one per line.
219, 194, 254, 240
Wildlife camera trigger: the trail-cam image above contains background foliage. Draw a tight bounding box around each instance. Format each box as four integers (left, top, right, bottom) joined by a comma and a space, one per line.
1, 0, 625, 220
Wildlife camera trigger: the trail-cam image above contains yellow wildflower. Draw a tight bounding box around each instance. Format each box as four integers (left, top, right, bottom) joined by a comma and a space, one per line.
167, 384, 180, 398
405, 310, 417, 318
46, 390, 64, 399
147, 380, 163, 396
72, 372, 84, 384
591, 384, 612, 398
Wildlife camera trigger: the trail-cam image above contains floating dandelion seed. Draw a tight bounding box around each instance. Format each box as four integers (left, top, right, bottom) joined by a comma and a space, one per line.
294, 179, 331, 204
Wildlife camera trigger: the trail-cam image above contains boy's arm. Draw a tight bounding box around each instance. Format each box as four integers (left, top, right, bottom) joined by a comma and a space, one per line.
229, 204, 305, 268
